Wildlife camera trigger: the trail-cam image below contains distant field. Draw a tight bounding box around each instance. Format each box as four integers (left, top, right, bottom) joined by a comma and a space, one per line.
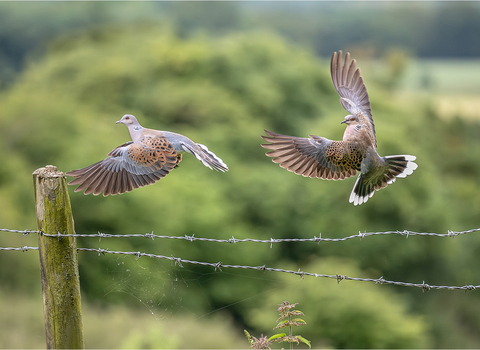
400, 59, 480, 94
399, 59, 480, 120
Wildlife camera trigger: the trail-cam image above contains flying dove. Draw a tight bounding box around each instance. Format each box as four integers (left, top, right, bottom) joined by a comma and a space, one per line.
261, 51, 417, 205
66, 114, 228, 196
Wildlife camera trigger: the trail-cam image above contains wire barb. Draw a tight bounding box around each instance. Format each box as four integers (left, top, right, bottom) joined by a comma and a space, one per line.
144, 232, 155, 240
172, 256, 183, 268
421, 281, 431, 292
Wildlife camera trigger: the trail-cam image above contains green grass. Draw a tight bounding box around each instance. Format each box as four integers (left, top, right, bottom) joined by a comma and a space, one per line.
0, 290, 246, 349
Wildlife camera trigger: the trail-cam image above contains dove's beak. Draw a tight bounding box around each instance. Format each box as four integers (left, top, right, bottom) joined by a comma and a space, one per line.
116, 120, 121, 124
340, 120, 346, 124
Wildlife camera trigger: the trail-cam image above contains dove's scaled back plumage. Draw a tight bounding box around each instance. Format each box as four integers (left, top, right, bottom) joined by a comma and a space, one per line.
66, 114, 228, 196
261, 50, 417, 205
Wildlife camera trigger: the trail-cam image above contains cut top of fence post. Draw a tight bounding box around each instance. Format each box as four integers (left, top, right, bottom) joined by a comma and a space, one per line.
33, 165, 74, 234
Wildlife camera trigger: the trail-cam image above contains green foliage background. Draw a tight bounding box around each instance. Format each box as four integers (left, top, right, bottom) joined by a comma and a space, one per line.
1, 3, 480, 349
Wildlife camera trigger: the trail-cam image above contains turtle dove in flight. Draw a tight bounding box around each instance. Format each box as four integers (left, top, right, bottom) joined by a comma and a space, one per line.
66, 114, 228, 196
261, 51, 417, 205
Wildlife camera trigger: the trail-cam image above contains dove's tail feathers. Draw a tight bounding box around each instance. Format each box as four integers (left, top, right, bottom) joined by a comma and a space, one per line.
349, 155, 417, 206
384, 155, 418, 179
181, 142, 229, 172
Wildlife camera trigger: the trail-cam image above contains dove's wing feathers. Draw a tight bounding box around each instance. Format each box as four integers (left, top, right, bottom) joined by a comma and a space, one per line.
331, 50, 376, 146
66, 134, 179, 196
261, 130, 361, 180
161, 131, 229, 172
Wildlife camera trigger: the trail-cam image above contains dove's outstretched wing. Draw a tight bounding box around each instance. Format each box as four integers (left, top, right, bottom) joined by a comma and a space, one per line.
261, 130, 363, 180
331, 50, 376, 146
66, 135, 180, 196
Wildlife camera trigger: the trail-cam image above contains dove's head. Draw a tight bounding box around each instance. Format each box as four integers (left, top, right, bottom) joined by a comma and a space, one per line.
341, 114, 359, 125
116, 114, 144, 142
116, 114, 140, 127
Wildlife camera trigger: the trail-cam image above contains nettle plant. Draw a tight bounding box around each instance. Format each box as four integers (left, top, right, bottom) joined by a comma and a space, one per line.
245, 301, 311, 349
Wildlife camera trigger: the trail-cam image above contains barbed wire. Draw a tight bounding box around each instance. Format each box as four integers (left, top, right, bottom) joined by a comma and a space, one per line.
74, 247, 479, 291
0, 229, 40, 235
0, 246, 38, 252
2, 227, 479, 246
1, 243, 478, 292
2, 227, 480, 292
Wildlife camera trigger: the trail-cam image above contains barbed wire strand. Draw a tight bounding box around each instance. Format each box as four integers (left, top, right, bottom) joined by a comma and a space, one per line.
2, 227, 479, 245
1, 243, 477, 292
0, 246, 38, 252
0, 229, 40, 235
75, 247, 478, 292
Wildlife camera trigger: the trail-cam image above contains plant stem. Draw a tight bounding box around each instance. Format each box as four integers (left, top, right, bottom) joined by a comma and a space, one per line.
289, 314, 293, 350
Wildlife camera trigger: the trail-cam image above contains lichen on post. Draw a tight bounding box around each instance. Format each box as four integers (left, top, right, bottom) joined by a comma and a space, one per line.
33, 165, 84, 349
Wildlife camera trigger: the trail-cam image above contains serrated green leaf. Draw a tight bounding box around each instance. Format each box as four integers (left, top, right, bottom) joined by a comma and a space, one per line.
274, 320, 289, 329
297, 335, 311, 348
268, 333, 286, 341
291, 318, 307, 324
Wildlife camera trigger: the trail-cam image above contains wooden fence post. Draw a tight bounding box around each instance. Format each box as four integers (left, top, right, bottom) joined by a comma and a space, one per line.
33, 165, 84, 349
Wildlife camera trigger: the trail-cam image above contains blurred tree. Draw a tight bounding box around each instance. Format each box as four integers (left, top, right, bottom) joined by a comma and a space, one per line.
161, 1, 241, 35
0, 2, 163, 87
242, 2, 480, 59
1, 1, 479, 92
418, 2, 480, 58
